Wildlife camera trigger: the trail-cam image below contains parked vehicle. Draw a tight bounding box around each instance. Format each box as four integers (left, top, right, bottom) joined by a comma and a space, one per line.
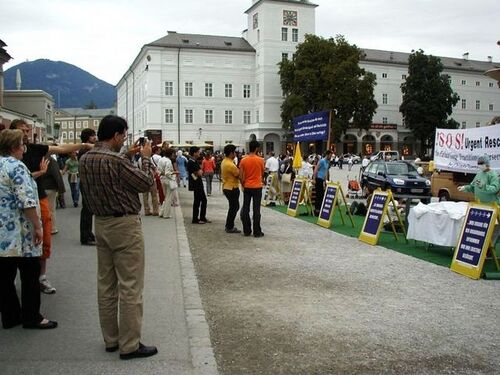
370, 150, 400, 162
431, 170, 475, 202
360, 160, 431, 198
342, 153, 361, 164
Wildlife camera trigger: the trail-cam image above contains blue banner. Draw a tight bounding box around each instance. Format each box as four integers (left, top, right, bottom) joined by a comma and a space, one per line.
363, 193, 387, 236
293, 111, 330, 142
455, 208, 493, 267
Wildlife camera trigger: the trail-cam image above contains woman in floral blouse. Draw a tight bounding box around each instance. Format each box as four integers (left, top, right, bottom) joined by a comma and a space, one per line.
0, 129, 57, 329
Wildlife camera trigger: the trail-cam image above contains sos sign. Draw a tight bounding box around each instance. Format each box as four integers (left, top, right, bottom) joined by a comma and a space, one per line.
436, 131, 465, 150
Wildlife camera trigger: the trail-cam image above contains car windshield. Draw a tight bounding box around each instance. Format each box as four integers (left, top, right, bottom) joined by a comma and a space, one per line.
386, 163, 417, 176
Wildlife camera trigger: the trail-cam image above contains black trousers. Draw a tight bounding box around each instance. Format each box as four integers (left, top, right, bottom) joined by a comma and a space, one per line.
315, 178, 325, 214
241, 188, 262, 235
223, 188, 240, 230
80, 200, 95, 243
0, 257, 43, 328
192, 185, 207, 222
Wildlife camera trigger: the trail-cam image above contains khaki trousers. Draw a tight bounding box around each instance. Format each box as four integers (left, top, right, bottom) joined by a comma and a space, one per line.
142, 183, 159, 215
94, 214, 145, 354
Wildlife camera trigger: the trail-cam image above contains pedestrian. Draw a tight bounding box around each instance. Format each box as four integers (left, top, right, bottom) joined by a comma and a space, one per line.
158, 148, 178, 219
202, 152, 215, 196
221, 144, 241, 233
348, 155, 353, 171
338, 155, 344, 169
176, 150, 188, 188
312, 150, 332, 216
239, 140, 265, 237
79, 115, 158, 359
0, 129, 57, 329
458, 156, 499, 203
62, 151, 80, 207
42, 155, 65, 235
170, 149, 181, 207
141, 152, 160, 216
78, 128, 97, 246
187, 146, 210, 224
10, 119, 91, 294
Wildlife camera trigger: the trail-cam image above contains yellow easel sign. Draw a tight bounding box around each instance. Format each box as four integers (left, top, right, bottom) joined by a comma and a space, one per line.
358, 189, 406, 245
450, 203, 498, 280
261, 174, 274, 206
316, 182, 354, 229
287, 178, 305, 217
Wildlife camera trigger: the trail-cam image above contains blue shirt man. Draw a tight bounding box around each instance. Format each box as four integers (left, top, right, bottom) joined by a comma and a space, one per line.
313, 150, 332, 216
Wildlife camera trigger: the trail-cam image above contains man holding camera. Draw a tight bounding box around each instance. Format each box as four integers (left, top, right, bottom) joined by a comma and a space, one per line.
79, 115, 157, 360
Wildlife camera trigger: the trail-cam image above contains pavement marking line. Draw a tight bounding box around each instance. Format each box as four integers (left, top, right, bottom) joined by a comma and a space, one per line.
174, 205, 219, 375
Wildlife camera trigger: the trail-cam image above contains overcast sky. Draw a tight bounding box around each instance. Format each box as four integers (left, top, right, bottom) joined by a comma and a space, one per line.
2, 0, 499, 85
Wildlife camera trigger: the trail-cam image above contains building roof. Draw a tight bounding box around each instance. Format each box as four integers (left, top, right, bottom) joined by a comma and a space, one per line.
245, 0, 318, 14
147, 32, 255, 53
55, 108, 116, 117
361, 48, 500, 74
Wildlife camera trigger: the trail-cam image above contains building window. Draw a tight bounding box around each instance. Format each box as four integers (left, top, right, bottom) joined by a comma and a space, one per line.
185, 109, 193, 124
281, 27, 288, 41
225, 110, 233, 124
461, 99, 466, 109
476, 81, 481, 87
62, 122, 67, 129
461, 80, 467, 85
185, 82, 193, 97
256, 110, 260, 123
69, 131, 74, 140
292, 28, 298, 42
382, 117, 388, 124
76, 121, 81, 129
205, 109, 213, 124
476, 100, 480, 110
62, 132, 67, 139
225, 83, 233, 98
382, 93, 388, 105
382, 73, 387, 78
476, 122, 480, 128
461, 121, 467, 129
93, 120, 98, 126
256, 83, 260, 97
489, 82, 494, 88
165, 109, 174, 123
165, 81, 174, 96
282, 53, 288, 61
243, 84, 251, 98
205, 83, 213, 97
489, 104, 494, 111
402, 74, 407, 80
83, 120, 88, 126
243, 110, 251, 124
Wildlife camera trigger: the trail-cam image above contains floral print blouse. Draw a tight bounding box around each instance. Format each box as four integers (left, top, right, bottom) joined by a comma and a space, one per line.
0, 156, 41, 257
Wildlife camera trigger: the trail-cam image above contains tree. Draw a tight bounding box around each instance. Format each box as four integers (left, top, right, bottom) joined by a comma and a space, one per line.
279, 34, 377, 142
400, 50, 460, 156
84, 100, 97, 109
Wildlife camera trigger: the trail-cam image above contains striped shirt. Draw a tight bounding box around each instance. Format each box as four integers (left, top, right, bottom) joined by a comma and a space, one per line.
79, 142, 154, 216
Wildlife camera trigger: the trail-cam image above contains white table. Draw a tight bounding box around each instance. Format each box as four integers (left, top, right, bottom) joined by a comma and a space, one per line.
407, 201, 469, 247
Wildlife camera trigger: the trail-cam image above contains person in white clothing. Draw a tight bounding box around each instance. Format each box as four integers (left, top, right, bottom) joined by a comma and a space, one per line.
157, 148, 178, 218
265, 152, 279, 173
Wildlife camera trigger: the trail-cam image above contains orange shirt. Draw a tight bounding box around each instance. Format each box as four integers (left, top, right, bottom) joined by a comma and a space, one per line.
239, 154, 265, 188
201, 158, 215, 173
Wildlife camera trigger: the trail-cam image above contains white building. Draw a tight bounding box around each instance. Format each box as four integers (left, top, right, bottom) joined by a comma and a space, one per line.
117, 0, 499, 156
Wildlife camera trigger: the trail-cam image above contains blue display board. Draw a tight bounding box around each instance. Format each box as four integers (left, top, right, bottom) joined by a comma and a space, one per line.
363, 193, 388, 236
455, 208, 492, 267
293, 111, 330, 142
450, 203, 497, 279
319, 185, 337, 221
287, 179, 305, 217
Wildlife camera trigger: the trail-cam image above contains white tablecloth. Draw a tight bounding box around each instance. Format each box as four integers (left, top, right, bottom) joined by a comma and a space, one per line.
407, 202, 469, 247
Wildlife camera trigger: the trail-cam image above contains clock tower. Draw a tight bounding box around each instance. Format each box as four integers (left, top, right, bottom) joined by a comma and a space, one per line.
244, 0, 318, 153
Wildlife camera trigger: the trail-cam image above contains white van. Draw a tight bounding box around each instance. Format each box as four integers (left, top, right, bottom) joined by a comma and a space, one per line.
370, 151, 400, 162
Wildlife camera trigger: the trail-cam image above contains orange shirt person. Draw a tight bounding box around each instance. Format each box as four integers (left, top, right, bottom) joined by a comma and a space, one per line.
239, 140, 265, 237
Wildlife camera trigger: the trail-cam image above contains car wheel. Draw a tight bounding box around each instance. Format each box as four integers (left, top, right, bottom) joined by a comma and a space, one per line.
438, 191, 450, 202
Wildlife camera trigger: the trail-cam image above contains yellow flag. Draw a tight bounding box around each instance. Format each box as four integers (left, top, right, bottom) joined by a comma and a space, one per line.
292, 142, 302, 169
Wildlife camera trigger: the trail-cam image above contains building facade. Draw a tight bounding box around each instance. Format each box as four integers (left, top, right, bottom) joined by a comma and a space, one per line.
117, 0, 500, 156
55, 108, 116, 144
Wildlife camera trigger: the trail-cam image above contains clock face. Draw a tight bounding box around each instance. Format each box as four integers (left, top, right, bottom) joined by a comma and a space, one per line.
283, 10, 297, 26
253, 13, 258, 29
